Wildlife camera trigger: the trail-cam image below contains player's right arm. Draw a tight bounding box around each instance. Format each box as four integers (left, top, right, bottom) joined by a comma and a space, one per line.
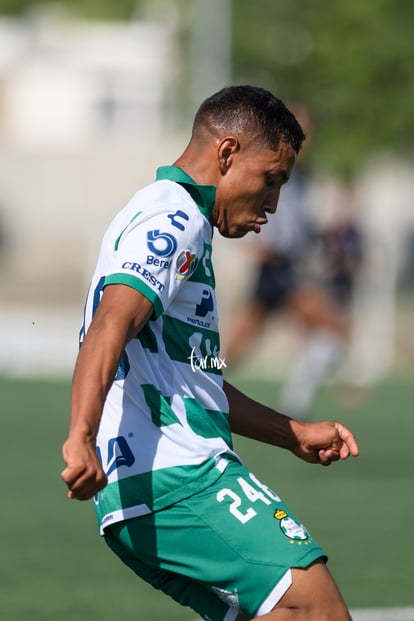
61, 284, 153, 501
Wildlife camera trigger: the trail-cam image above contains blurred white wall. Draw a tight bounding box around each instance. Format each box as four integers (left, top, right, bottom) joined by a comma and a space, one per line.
0, 9, 413, 382
0, 12, 177, 148
0, 10, 185, 376
0, 10, 182, 302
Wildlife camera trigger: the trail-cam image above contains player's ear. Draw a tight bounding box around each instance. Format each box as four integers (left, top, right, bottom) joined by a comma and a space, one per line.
217, 136, 239, 175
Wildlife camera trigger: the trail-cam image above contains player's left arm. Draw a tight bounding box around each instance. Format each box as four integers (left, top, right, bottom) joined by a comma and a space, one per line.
224, 380, 359, 466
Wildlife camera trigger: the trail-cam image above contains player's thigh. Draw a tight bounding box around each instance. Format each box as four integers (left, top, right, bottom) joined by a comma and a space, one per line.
272, 560, 351, 620
105, 522, 234, 621
231, 562, 350, 621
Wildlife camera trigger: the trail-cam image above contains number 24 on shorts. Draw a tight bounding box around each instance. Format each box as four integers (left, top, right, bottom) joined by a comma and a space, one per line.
217, 472, 281, 524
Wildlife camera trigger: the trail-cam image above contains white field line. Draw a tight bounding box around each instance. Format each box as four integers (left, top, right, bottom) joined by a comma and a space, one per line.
351, 608, 414, 621
194, 608, 414, 621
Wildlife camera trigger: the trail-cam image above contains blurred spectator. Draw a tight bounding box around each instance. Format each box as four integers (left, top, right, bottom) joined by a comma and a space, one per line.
223, 105, 364, 419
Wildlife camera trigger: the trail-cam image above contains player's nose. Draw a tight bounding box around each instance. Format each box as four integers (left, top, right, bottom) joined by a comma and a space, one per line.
264, 189, 280, 214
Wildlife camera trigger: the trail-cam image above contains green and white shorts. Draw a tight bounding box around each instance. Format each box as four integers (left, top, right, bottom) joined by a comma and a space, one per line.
104, 460, 326, 621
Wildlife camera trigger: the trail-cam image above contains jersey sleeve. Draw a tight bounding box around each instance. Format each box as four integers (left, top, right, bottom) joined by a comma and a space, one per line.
104, 204, 205, 318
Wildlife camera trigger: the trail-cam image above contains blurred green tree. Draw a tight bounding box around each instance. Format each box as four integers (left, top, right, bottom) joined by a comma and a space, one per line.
232, 0, 414, 173
0, 0, 139, 19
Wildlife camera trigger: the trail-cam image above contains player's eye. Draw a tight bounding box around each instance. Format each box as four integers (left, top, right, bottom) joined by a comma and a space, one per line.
265, 174, 276, 187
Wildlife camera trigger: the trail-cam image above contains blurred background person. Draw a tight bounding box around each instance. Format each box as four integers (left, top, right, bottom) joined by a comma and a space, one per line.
223, 105, 364, 419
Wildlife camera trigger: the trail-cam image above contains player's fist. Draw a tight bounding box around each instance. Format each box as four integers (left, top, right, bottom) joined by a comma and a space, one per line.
291, 420, 359, 466
61, 437, 108, 500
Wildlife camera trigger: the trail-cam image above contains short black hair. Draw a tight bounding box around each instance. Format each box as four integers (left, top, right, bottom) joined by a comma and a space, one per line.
193, 85, 305, 154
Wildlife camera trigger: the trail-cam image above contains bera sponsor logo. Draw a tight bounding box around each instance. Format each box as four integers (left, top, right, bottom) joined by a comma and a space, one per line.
146, 254, 171, 269
176, 250, 198, 280
147, 229, 177, 257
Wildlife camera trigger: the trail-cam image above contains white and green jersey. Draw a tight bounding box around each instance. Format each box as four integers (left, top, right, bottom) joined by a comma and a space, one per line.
80, 166, 238, 534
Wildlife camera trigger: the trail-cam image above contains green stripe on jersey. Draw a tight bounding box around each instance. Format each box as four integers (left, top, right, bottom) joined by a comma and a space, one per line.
96, 458, 229, 517
142, 384, 183, 428
189, 243, 215, 287
104, 273, 164, 318
162, 314, 221, 375
136, 321, 158, 352
114, 210, 142, 250
183, 397, 232, 446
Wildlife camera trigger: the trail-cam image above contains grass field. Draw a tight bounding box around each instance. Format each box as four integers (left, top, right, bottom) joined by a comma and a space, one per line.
1, 373, 413, 621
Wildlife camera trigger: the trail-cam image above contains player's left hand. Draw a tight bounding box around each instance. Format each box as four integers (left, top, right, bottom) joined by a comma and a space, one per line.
290, 420, 359, 466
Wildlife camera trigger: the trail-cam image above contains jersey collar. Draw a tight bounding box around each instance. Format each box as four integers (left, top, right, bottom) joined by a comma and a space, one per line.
156, 166, 216, 220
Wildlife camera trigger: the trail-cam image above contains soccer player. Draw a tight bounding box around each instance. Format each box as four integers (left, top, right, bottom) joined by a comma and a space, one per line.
61, 85, 359, 621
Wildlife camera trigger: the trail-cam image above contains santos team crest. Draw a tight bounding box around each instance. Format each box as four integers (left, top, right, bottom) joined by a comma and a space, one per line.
274, 508, 310, 542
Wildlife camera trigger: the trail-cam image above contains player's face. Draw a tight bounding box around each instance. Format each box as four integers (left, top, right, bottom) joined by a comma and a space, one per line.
212, 140, 296, 238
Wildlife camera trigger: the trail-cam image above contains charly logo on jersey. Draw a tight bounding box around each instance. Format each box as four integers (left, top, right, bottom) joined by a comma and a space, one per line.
175, 249, 198, 280
96, 436, 135, 477
167, 209, 190, 231
274, 509, 310, 543
147, 229, 177, 257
